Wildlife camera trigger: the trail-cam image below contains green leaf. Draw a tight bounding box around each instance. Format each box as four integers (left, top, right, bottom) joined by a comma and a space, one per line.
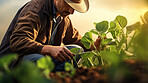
100, 49, 110, 56
117, 34, 125, 51
13, 62, 50, 83
81, 37, 91, 49
80, 51, 94, 59
70, 48, 83, 55
0, 54, 18, 69
115, 15, 127, 28
82, 59, 93, 68
90, 29, 99, 35
126, 22, 141, 34
109, 45, 117, 52
108, 21, 116, 32
37, 56, 54, 73
110, 28, 121, 39
102, 38, 112, 45
96, 21, 109, 33
85, 32, 93, 43
65, 62, 74, 71
111, 31, 116, 39
115, 29, 122, 37
81, 32, 93, 49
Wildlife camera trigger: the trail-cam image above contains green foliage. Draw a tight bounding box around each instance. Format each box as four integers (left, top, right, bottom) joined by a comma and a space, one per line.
90, 29, 99, 35
79, 14, 148, 69
81, 32, 93, 49
0, 54, 53, 83
65, 62, 74, 71
108, 21, 116, 32
96, 21, 109, 34
0, 54, 18, 71
102, 38, 112, 45
115, 15, 127, 28
1, 12, 147, 83
64, 62, 75, 77
70, 48, 83, 55
37, 56, 55, 78
80, 51, 94, 59
12, 62, 50, 83
126, 22, 141, 35
78, 12, 148, 81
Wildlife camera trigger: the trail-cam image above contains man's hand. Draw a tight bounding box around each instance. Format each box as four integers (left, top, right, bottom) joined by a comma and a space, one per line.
40, 45, 75, 62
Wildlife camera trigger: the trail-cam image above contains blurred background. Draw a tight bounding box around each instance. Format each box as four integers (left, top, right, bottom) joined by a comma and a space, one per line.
0, 0, 147, 43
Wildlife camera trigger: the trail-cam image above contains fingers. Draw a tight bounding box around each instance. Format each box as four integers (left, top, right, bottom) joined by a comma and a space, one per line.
60, 50, 71, 60
54, 47, 75, 62
55, 47, 75, 62
55, 55, 63, 62
58, 53, 67, 62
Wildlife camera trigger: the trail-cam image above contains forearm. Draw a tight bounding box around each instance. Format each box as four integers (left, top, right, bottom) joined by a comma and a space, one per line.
10, 36, 44, 55
40, 45, 54, 55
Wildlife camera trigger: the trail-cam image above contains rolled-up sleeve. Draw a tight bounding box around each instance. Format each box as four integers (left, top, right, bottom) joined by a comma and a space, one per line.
10, 11, 43, 55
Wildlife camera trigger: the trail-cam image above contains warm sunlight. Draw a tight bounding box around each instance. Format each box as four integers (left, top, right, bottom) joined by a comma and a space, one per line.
70, 0, 148, 35
0, 0, 147, 42
0, 0, 148, 83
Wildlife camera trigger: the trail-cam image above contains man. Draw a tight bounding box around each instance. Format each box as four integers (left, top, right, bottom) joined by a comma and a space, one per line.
0, 0, 101, 71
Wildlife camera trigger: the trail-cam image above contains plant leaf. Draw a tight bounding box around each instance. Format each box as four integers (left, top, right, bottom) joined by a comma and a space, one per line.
115, 15, 127, 28
70, 48, 83, 55
13, 62, 50, 83
80, 51, 94, 59
102, 38, 112, 45
65, 62, 74, 71
37, 56, 54, 73
96, 21, 109, 33
90, 29, 99, 35
81, 32, 93, 49
126, 22, 141, 34
108, 21, 116, 32
0, 54, 18, 69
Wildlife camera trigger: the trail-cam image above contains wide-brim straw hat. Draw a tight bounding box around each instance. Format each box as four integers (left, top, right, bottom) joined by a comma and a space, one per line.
64, 0, 89, 13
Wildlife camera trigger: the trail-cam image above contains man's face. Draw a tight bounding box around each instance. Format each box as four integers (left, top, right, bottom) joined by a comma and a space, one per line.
55, 0, 75, 17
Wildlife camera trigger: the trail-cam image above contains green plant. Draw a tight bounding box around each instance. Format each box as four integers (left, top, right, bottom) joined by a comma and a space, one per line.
0, 54, 18, 72
69, 14, 144, 68
68, 11, 148, 82
0, 54, 54, 83
37, 56, 55, 79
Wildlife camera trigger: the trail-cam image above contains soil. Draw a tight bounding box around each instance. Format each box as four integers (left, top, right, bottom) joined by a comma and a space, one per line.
49, 59, 148, 83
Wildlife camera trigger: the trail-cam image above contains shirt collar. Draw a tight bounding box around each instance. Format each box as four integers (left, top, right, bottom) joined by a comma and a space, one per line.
52, 0, 57, 23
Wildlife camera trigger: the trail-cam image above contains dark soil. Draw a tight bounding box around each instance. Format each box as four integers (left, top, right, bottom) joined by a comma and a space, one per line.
49, 59, 148, 83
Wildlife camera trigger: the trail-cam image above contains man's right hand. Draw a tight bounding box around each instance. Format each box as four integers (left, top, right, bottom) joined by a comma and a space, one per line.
40, 45, 75, 62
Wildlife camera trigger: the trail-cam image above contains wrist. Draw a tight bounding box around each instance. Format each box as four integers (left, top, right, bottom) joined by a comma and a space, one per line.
40, 45, 52, 55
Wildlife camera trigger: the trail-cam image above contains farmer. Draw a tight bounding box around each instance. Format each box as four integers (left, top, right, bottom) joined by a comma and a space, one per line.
0, 0, 101, 71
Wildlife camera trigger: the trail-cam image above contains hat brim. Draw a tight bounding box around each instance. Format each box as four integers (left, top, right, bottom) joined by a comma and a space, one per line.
64, 0, 89, 13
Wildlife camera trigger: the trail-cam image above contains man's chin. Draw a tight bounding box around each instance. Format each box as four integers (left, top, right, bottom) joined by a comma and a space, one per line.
61, 15, 68, 17
60, 13, 70, 17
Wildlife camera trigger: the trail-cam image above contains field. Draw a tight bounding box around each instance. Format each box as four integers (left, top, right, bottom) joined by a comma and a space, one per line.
0, 11, 148, 83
